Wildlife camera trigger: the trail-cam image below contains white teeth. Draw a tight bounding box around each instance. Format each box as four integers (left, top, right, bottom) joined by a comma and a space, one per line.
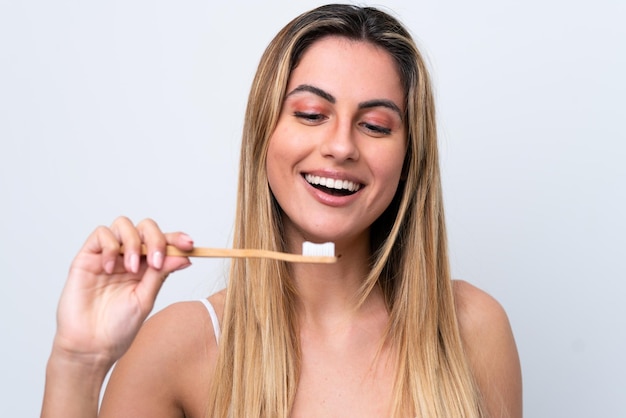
304, 174, 361, 192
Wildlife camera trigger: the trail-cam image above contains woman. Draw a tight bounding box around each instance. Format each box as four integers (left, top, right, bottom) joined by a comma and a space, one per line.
41, 4, 521, 417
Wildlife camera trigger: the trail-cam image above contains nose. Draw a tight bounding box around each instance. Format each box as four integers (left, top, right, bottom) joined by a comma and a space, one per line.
319, 121, 360, 162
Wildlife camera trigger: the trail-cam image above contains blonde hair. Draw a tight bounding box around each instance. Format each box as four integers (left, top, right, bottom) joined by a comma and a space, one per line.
208, 4, 485, 417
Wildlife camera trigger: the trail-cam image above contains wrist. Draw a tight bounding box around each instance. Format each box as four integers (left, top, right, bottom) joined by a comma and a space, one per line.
47, 339, 116, 382
41, 347, 113, 418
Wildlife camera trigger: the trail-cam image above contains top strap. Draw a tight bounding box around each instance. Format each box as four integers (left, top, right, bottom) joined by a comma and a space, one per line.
198, 298, 221, 343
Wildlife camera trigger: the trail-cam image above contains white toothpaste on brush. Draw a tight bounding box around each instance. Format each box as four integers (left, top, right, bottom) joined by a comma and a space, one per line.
302, 241, 335, 257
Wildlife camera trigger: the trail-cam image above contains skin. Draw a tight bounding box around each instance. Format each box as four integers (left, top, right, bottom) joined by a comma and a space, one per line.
41, 37, 522, 418
266, 37, 407, 254
269, 39, 406, 416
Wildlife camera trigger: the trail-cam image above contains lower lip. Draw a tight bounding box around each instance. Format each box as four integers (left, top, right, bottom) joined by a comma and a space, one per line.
302, 177, 362, 207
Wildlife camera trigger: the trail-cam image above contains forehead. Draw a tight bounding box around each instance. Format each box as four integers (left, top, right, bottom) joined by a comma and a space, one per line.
287, 36, 404, 106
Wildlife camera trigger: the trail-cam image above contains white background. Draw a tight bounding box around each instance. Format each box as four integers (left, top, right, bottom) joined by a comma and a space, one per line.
1, 1, 624, 416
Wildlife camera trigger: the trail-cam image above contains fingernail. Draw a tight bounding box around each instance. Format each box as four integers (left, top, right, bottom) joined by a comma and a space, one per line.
130, 253, 140, 274
153, 251, 164, 270
105, 260, 115, 274
176, 262, 192, 272
180, 233, 194, 245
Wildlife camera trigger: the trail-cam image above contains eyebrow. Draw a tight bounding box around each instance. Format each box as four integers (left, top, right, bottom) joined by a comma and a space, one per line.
287, 84, 336, 103
286, 84, 403, 119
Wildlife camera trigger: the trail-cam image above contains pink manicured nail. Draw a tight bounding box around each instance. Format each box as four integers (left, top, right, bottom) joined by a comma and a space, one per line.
130, 253, 140, 274
180, 233, 194, 245
176, 262, 192, 272
153, 251, 164, 270
105, 260, 115, 274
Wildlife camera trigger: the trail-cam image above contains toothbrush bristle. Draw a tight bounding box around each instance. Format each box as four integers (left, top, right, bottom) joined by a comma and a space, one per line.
302, 241, 335, 257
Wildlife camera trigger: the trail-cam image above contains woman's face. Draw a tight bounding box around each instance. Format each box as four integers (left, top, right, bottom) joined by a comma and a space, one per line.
266, 36, 407, 250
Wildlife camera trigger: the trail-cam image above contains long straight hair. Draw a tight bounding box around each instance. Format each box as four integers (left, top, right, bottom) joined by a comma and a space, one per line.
207, 4, 485, 417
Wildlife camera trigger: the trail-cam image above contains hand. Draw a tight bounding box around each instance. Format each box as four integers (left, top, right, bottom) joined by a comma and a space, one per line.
52, 216, 194, 368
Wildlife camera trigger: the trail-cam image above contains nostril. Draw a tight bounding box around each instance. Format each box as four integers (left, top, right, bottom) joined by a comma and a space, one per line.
320, 139, 360, 161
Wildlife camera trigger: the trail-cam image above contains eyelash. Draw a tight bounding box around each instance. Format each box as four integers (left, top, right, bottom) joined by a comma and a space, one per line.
294, 112, 392, 136
360, 122, 392, 136
294, 111, 326, 123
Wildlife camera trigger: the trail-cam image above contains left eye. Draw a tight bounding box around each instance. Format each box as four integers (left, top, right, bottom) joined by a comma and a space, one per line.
360, 122, 391, 136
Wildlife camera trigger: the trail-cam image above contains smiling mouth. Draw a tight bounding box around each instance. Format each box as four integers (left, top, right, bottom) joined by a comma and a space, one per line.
303, 174, 362, 196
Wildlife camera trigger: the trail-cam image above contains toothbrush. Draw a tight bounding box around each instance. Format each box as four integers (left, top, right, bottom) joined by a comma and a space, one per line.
126, 241, 337, 264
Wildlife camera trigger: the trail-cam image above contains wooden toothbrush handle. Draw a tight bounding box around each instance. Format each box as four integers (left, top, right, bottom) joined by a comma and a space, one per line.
122, 245, 337, 264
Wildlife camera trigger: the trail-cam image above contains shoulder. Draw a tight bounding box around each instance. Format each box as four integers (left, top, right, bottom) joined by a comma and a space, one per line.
452, 280, 523, 418
100, 291, 226, 417
453, 279, 508, 333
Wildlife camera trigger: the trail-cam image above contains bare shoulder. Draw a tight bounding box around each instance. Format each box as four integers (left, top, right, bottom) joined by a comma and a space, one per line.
452, 280, 523, 418
453, 280, 508, 332
100, 291, 226, 418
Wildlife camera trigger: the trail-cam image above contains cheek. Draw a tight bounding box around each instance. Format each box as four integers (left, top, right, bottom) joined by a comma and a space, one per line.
266, 136, 283, 192
266, 125, 289, 165
373, 146, 407, 205
377, 145, 407, 184
266, 130, 297, 198
266, 124, 310, 172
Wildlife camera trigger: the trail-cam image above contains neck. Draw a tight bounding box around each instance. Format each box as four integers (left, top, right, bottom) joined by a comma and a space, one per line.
289, 234, 383, 331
